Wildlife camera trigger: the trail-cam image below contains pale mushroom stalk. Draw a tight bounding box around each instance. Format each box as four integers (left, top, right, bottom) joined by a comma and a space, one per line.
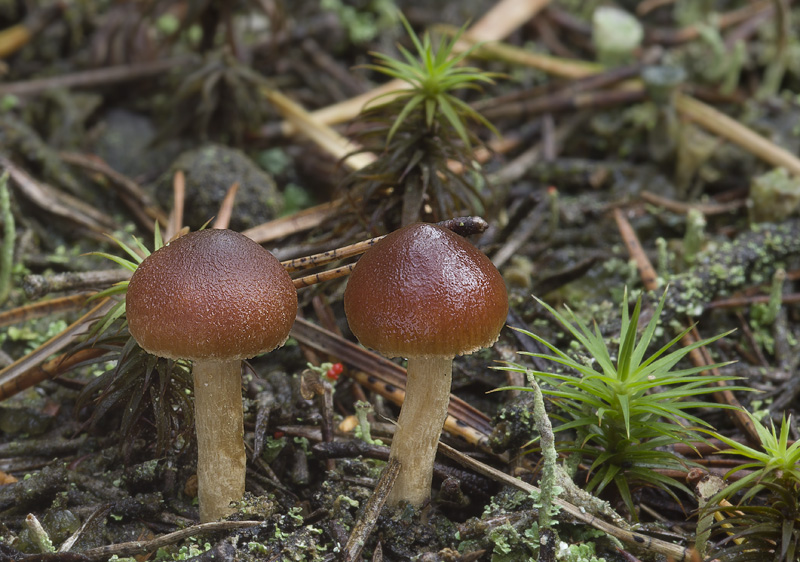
344, 223, 508, 508
126, 229, 297, 523
192, 360, 246, 523
387, 356, 452, 506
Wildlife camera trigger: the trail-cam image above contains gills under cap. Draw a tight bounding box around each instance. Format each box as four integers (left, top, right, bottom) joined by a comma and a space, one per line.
344, 222, 508, 358
126, 229, 297, 361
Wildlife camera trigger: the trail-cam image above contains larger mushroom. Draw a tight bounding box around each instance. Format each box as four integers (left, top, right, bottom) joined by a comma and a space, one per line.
344, 222, 507, 507
126, 229, 297, 522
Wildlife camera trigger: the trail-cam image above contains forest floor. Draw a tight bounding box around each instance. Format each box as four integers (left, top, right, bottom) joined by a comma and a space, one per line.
1, 1, 800, 561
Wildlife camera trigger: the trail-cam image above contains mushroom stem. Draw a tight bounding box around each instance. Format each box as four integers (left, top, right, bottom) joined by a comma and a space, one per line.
386, 356, 453, 507
192, 359, 246, 522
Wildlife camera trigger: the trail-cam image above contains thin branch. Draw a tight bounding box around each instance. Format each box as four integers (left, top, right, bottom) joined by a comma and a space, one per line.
0, 56, 195, 97
79, 521, 262, 561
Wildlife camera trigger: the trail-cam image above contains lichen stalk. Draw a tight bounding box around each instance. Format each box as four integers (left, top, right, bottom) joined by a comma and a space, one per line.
386, 355, 453, 507
527, 373, 557, 533
192, 360, 246, 522
0, 172, 14, 306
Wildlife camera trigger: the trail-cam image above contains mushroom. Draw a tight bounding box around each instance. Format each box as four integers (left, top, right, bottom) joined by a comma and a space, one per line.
344, 222, 507, 507
125, 229, 297, 522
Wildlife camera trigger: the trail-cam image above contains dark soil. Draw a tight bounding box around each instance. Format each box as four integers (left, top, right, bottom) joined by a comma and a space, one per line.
1, 1, 800, 561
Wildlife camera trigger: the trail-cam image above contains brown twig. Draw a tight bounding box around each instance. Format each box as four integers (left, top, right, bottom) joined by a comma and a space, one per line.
0, 298, 117, 401
0, 56, 195, 97
282, 216, 489, 274
0, 293, 94, 328
675, 93, 800, 177
708, 292, 800, 309
453, 32, 800, 179
480, 63, 645, 122
292, 263, 355, 289
211, 182, 239, 230
640, 190, 746, 216
342, 458, 401, 562
282, 239, 383, 273
242, 201, 343, 245
613, 208, 659, 290
59, 151, 168, 231
645, 1, 773, 45
165, 170, 186, 241
79, 521, 262, 561
1, 157, 115, 236
22, 270, 130, 299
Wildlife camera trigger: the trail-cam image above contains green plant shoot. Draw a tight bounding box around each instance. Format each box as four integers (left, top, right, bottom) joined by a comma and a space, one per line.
497, 288, 744, 517
711, 410, 800, 503
85, 225, 164, 338
364, 14, 499, 148
702, 410, 800, 560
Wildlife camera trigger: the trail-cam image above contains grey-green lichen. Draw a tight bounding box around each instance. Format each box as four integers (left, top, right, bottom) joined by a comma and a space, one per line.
749, 167, 800, 222
664, 219, 800, 321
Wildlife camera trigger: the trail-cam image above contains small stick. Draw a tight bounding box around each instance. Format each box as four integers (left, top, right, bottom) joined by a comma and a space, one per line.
448, 28, 601, 80
457, 30, 800, 178
282, 216, 489, 273
614, 208, 659, 290
212, 182, 239, 230
0, 157, 115, 235
242, 200, 343, 245
342, 458, 401, 562
676, 93, 800, 177
0, 298, 116, 400
708, 292, 800, 309
79, 521, 262, 561
165, 170, 186, 242
283, 241, 380, 273
640, 190, 746, 216
646, 1, 772, 45
301, 38, 369, 97
0, 56, 196, 97
23, 270, 130, 299
0, 293, 95, 328
261, 87, 376, 172
292, 263, 355, 289
480, 63, 644, 122
491, 201, 547, 269
436, 216, 489, 237
59, 151, 168, 230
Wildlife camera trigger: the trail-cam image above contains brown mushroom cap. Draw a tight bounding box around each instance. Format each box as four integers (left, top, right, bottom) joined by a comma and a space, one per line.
344, 223, 508, 358
126, 229, 297, 361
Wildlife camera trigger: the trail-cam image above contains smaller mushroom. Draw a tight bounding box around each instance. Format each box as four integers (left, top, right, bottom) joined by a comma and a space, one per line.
126, 229, 297, 522
344, 223, 507, 507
